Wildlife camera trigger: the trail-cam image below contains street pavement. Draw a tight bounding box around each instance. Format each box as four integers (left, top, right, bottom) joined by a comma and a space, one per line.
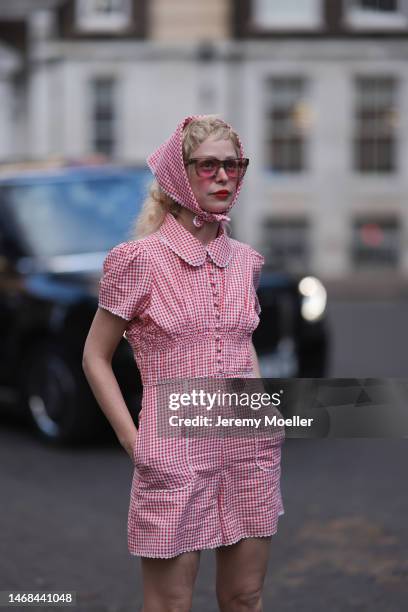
1, 299, 408, 611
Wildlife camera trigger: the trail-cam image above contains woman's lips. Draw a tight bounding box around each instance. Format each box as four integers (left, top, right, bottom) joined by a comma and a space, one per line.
212, 191, 230, 200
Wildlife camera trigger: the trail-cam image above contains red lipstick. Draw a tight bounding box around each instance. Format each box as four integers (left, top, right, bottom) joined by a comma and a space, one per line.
212, 190, 230, 199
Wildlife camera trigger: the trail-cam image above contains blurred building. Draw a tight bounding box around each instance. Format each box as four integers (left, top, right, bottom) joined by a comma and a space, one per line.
1, 0, 408, 287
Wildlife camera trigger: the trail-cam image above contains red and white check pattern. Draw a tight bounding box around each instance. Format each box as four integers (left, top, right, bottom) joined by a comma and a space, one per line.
98, 212, 284, 558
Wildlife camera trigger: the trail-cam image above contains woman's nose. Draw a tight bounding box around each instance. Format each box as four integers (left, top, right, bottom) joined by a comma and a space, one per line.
215, 166, 228, 181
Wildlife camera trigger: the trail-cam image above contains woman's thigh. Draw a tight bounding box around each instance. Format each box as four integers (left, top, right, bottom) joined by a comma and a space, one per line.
215, 537, 272, 604
140, 550, 201, 611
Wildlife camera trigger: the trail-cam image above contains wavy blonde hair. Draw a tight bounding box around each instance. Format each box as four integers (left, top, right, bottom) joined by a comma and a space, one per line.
130, 115, 240, 240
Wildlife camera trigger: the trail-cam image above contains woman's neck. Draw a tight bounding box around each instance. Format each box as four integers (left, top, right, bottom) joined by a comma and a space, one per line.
174, 209, 221, 246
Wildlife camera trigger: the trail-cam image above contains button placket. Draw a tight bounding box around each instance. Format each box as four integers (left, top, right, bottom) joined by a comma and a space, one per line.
207, 255, 223, 373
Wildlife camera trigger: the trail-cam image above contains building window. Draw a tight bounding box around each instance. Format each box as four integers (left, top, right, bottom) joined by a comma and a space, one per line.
361, 0, 397, 10
262, 218, 310, 273
91, 77, 116, 156
252, 0, 322, 29
352, 217, 400, 268
346, 0, 407, 28
354, 76, 398, 173
265, 77, 310, 173
76, 0, 131, 32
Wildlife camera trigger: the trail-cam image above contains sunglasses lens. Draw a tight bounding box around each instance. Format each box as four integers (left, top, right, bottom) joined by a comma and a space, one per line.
237, 160, 248, 178
225, 160, 248, 178
196, 159, 218, 177
224, 160, 239, 178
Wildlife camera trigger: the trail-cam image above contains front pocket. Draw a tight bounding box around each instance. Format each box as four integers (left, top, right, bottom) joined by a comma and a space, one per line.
132, 410, 145, 467
255, 435, 284, 473
135, 433, 195, 493
132, 430, 141, 466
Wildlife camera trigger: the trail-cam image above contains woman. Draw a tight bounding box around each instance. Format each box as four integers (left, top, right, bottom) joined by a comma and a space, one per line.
82, 115, 285, 611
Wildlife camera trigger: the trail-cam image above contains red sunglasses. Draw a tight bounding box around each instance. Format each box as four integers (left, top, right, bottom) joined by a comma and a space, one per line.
185, 157, 249, 179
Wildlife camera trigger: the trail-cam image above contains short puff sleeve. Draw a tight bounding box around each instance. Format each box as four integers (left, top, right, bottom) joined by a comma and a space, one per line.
98, 241, 151, 321
248, 246, 265, 315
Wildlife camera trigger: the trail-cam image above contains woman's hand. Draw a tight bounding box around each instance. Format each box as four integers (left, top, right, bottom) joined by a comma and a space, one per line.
124, 430, 138, 462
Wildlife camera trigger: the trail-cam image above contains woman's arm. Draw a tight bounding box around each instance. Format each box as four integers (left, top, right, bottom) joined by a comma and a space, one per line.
250, 341, 262, 378
82, 307, 138, 459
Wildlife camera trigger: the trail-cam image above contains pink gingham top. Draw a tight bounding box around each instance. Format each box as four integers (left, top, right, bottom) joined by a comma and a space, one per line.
98, 211, 284, 558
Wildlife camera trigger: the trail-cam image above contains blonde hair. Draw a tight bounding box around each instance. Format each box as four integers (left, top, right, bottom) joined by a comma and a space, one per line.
130, 115, 240, 240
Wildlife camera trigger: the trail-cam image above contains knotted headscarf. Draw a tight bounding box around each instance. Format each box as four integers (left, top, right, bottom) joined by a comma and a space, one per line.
147, 115, 246, 227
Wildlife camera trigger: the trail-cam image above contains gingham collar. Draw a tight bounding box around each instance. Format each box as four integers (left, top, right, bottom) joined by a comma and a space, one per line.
158, 212, 232, 268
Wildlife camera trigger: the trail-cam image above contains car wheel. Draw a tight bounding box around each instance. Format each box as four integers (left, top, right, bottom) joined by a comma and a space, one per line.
20, 342, 103, 444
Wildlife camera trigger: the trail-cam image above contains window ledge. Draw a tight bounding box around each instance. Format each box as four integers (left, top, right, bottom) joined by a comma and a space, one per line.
345, 8, 408, 30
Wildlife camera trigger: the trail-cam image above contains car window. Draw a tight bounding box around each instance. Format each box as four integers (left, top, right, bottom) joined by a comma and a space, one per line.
6, 171, 151, 257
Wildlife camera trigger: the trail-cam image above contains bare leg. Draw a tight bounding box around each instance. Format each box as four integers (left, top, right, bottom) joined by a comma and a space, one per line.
140, 550, 201, 612
215, 537, 272, 612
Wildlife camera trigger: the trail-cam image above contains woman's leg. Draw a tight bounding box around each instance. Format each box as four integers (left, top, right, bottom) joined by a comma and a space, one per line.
215, 537, 272, 612
140, 550, 201, 612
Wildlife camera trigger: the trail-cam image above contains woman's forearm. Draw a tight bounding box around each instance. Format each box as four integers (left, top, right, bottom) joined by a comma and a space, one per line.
82, 356, 137, 455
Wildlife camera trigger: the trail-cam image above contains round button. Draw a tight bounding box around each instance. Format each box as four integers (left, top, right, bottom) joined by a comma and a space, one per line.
214, 303, 219, 308
215, 335, 220, 341
215, 312, 221, 319
216, 348, 221, 353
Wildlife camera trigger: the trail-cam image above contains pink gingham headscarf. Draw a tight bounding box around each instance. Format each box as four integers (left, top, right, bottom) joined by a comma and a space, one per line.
147, 115, 246, 227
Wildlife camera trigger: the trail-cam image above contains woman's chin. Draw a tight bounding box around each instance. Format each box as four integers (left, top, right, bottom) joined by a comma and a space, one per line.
200, 201, 231, 215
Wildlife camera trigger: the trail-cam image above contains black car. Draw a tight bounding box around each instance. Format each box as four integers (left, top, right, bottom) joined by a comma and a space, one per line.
0, 161, 328, 445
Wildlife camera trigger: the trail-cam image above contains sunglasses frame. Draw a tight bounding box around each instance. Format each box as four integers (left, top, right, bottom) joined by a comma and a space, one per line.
185, 157, 250, 179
